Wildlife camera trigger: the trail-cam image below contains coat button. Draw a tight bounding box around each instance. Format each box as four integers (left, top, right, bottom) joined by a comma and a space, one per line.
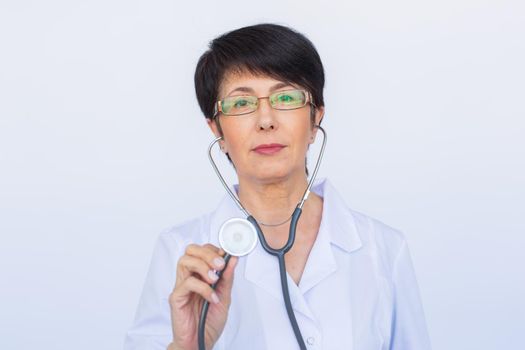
307, 337, 315, 345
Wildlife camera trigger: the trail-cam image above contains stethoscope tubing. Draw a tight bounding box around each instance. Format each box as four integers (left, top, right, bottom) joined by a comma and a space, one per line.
198, 210, 307, 350
248, 208, 307, 350
199, 125, 327, 350
198, 253, 232, 350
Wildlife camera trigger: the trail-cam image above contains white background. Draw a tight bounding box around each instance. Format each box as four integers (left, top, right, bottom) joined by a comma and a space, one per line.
1, 0, 523, 349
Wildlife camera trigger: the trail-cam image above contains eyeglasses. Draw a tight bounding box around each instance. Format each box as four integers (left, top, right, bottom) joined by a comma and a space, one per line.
213, 89, 315, 117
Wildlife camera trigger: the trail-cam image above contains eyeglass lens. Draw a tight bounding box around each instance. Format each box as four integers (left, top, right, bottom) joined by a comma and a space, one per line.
220, 90, 307, 116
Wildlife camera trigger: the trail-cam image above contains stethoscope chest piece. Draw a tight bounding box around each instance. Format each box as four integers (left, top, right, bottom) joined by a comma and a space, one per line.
218, 218, 258, 257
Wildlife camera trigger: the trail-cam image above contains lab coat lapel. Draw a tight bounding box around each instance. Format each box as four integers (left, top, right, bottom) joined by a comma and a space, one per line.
244, 240, 318, 322
297, 217, 337, 295
298, 179, 363, 294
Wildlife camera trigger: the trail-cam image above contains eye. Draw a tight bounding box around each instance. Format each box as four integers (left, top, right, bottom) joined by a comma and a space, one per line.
278, 93, 296, 102
271, 90, 305, 108
233, 98, 250, 108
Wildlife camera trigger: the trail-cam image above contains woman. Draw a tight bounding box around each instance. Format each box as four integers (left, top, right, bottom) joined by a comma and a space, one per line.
125, 23, 431, 350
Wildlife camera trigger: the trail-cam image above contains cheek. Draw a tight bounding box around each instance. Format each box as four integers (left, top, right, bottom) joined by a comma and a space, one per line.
291, 123, 313, 150
221, 123, 250, 156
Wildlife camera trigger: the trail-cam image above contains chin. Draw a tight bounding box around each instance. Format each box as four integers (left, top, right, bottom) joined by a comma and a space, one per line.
246, 162, 301, 184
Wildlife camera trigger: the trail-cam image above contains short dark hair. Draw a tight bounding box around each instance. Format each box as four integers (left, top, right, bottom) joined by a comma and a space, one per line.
194, 23, 325, 120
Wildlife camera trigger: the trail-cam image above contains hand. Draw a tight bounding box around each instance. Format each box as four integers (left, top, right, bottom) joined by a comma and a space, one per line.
168, 243, 238, 350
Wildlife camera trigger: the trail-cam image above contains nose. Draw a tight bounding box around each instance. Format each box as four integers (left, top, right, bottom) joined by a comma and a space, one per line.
256, 97, 278, 131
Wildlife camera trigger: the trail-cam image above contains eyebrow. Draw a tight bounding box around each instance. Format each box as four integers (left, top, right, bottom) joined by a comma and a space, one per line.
226, 82, 295, 96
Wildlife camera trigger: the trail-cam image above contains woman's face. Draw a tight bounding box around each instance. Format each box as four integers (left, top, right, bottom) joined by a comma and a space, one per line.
208, 71, 324, 184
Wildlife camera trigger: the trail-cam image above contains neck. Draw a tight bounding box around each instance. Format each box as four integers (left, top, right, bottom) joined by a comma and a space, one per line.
237, 171, 310, 225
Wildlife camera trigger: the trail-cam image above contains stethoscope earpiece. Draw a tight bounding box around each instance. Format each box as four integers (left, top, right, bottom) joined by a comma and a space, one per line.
218, 218, 258, 257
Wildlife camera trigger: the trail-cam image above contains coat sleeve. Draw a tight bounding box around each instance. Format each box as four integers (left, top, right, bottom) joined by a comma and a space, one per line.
124, 231, 179, 350
389, 240, 432, 350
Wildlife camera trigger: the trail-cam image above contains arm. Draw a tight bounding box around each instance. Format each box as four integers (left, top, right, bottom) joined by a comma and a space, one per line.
124, 232, 177, 350
389, 240, 432, 350
124, 229, 236, 350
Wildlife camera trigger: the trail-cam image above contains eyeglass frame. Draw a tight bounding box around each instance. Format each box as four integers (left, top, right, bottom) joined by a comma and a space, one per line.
212, 89, 317, 118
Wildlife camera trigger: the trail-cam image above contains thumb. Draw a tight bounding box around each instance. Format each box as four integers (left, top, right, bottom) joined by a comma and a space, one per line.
215, 256, 238, 298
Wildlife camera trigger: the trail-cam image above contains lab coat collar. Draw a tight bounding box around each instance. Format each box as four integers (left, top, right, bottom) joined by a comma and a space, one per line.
311, 178, 363, 254
208, 178, 363, 322
293, 178, 363, 296
208, 178, 362, 252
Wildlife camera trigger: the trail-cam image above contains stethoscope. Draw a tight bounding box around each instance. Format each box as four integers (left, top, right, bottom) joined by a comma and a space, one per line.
198, 125, 327, 350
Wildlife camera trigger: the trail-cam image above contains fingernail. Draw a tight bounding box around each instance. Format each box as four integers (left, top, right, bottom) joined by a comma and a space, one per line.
208, 270, 218, 281
213, 257, 225, 269
211, 292, 220, 304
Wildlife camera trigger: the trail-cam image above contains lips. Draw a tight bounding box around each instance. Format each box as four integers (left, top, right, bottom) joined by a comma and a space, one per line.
252, 143, 286, 155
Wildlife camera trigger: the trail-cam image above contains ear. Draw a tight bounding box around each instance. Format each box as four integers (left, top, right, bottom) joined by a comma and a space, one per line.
314, 105, 325, 126
206, 118, 227, 153
206, 118, 221, 138
309, 106, 325, 144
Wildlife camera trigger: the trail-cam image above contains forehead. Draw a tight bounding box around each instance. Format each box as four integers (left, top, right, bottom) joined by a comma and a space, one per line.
218, 69, 297, 98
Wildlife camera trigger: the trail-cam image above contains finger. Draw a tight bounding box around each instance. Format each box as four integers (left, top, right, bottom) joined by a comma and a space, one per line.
215, 256, 238, 299
203, 243, 221, 254
217, 247, 226, 256
185, 243, 226, 271
176, 255, 221, 285
173, 276, 220, 306
205, 244, 228, 263
219, 256, 238, 282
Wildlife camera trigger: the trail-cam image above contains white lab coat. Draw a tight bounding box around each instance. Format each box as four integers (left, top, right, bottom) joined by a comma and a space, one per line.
124, 178, 431, 349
